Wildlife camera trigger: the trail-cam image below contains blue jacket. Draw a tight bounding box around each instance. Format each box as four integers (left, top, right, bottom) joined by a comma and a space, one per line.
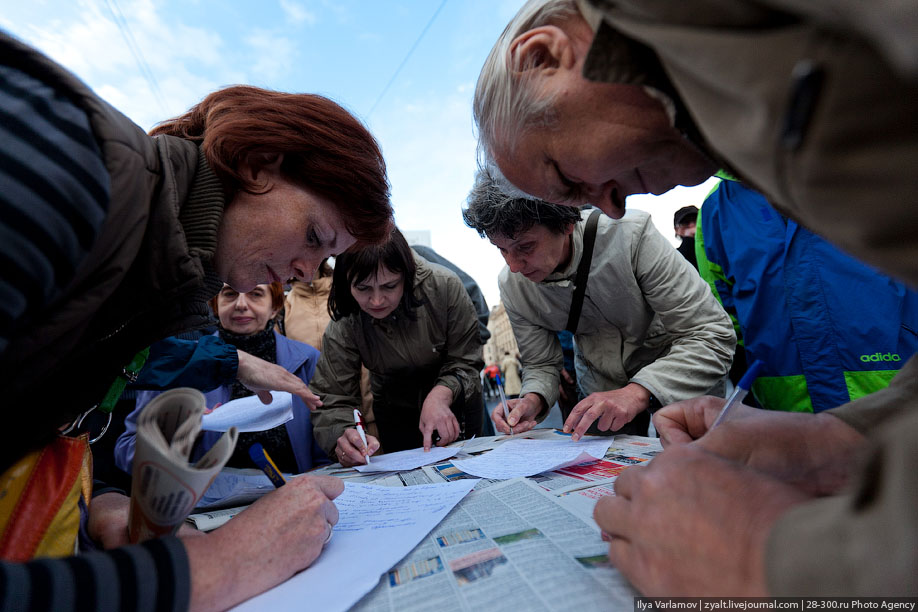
697, 179, 918, 412
115, 330, 328, 472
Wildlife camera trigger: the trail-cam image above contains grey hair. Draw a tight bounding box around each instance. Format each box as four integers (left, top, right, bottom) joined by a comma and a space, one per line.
463, 166, 582, 240
473, 0, 582, 161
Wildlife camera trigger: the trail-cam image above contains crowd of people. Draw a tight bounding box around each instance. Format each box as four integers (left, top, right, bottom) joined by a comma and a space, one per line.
1, 0, 916, 608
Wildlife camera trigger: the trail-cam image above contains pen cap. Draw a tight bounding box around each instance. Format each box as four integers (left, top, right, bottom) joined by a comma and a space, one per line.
737, 360, 765, 391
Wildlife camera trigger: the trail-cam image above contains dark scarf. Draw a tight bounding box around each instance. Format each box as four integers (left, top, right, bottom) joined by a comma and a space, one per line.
219, 322, 299, 473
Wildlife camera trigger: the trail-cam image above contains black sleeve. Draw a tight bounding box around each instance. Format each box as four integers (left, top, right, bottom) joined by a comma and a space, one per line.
0, 536, 191, 612
0, 63, 110, 356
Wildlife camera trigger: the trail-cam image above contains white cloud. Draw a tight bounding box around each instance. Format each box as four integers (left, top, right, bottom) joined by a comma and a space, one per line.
279, 0, 317, 26
243, 30, 298, 82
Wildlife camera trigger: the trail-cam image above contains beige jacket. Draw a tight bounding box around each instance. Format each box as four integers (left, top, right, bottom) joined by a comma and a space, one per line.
582, 0, 918, 594
499, 209, 735, 410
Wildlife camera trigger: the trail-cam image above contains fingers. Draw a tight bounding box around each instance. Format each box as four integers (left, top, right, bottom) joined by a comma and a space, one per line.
491, 404, 511, 434
255, 390, 273, 404
421, 420, 434, 451
305, 474, 345, 501
435, 414, 460, 446
565, 397, 604, 442
336, 430, 372, 466
298, 387, 323, 410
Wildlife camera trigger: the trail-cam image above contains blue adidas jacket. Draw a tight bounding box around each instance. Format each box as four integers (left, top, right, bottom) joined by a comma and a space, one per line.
697, 179, 918, 412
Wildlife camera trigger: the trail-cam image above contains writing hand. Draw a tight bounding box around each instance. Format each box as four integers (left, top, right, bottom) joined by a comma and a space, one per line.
594, 444, 809, 595
335, 428, 380, 466
184, 475, 343, 611
491, 393, 541, 434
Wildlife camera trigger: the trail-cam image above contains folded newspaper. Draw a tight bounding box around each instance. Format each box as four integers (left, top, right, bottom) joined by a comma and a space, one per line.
128, 388, 238, 543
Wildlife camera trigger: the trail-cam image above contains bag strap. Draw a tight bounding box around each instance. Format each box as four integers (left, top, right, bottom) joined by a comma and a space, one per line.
565, 209, 602, 334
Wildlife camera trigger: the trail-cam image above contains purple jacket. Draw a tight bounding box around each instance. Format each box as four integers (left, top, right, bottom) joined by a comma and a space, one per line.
114, 330, 328, 473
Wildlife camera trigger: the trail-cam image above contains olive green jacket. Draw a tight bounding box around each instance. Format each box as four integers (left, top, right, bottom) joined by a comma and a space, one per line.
310, 254, 484, 456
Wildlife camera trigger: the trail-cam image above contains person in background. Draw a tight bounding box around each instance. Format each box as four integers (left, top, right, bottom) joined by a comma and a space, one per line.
500, 350, 523, 399
115, 283, 328, 475
0, 30, 391, 612
697, 178, 918, 413
311, 228, 484, 465
464, 171, 734, 438
473, 0, 918, 595
673, 205, 699, 269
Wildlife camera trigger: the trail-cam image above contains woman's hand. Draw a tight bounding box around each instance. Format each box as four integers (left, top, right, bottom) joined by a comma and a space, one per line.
334, 428, 380, 466
491, 393, 543, 434
185, 475, 343, 612
419, 385, 459, 450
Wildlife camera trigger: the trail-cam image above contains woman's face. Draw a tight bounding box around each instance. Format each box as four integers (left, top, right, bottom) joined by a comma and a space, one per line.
351, 265, 405, 320
216, 284, 279, 335
215, 165, 357, 293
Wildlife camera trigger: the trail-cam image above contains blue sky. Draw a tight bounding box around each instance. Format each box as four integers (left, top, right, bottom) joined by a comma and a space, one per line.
2, 0, 715, 307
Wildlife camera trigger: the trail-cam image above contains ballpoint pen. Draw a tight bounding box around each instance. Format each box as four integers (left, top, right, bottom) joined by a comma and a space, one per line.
711, 359, 765, 428
248, 443, 286, 488
495, 373, 513, 435
354, 408, 371, 465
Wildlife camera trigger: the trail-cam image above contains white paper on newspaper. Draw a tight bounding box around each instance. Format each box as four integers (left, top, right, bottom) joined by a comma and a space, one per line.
201, 391, 293, 432
233, 480, 478, 612
354, 444, 461, 473
451, 437, 613, 479
350, 477, 638, 611
129, 388, 237, 542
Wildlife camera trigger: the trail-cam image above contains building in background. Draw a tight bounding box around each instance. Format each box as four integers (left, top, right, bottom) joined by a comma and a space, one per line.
484, 303, 518, 366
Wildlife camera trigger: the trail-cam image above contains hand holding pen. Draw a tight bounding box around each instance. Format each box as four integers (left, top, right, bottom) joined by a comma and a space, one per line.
354, 409, 371, 465
332, 414, 379, 467
495, 373, 513, 435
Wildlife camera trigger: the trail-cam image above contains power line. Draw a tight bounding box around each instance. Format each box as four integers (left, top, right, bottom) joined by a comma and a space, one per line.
102, 0, 168, 114
366, 0, 447, 120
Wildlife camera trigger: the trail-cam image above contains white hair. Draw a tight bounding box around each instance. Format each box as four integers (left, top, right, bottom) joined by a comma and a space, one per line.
473, 0, 582, 161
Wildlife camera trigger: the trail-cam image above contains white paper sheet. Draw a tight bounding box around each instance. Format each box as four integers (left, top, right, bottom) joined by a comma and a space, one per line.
233, 479, 478, 612
451, 437, 614, 479
353, 444, 460, 473
201, 391, 293, 432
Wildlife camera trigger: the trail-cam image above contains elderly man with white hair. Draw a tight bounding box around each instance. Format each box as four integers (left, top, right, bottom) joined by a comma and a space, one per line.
473, 0, 918, 598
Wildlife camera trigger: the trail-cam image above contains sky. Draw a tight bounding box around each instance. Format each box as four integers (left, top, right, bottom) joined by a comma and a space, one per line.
2, 0, 717, 307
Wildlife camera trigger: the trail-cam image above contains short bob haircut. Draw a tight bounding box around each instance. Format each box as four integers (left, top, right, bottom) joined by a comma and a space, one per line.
473, 0, 580, 159
208, 282, 285, 319
328, 227, 423, 321
152, 85, 393, 248
464, 167, 582, 240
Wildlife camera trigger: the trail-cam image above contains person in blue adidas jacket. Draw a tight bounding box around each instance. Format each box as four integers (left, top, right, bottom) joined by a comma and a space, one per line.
696, 178, 918, 412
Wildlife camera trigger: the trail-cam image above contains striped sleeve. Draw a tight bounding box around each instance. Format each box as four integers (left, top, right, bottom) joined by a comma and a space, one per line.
0, 63, 110, 354
0, 536, 190, 612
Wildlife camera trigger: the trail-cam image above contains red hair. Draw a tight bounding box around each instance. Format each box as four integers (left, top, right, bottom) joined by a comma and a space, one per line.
151, 85, 393, 247
208, 282, 285, 318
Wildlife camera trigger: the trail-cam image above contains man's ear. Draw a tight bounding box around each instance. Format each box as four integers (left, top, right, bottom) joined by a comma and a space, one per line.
509, 25, 577, 75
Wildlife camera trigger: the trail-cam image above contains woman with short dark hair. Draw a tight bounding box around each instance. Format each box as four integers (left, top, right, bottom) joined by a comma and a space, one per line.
311, 229, 485, 465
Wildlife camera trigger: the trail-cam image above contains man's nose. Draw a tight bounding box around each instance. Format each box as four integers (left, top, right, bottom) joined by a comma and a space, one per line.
588, 182, 625, 219
505, 253, 524, 273
291, 257, 320, 283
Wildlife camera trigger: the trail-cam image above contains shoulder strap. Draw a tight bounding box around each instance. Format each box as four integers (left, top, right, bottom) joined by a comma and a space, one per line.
565, 209, 602, 334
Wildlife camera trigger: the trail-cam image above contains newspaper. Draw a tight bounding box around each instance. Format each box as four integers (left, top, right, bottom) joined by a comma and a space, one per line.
128, 388, 238, 542
350, 478, 638, 611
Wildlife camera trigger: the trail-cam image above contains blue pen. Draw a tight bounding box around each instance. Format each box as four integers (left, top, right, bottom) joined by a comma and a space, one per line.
495, 373, 513, 435
711, 360, 765, 428
248, 443, 287, 488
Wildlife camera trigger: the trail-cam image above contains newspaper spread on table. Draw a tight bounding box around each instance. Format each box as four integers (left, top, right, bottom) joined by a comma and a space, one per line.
350, 477, 639, 611
128, 387, 238, 542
